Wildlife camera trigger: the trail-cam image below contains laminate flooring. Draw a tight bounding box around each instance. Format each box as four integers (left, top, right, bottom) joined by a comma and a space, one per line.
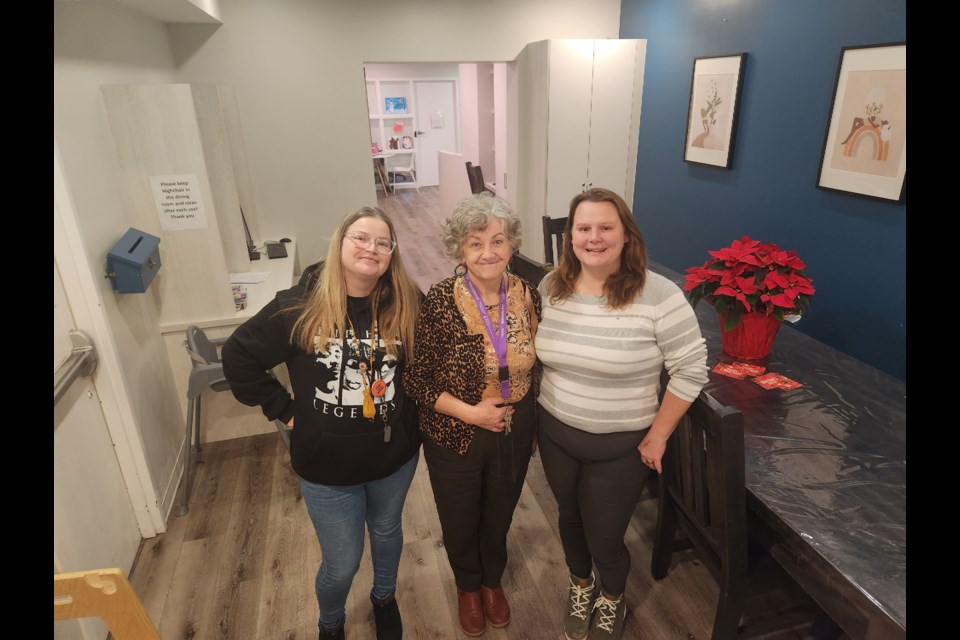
128, 188, 839, 640
378, 187, 458, 293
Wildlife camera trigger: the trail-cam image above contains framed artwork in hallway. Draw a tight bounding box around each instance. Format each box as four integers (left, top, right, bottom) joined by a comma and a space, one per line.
683, 53, 746, 169
817, 42, 906, 203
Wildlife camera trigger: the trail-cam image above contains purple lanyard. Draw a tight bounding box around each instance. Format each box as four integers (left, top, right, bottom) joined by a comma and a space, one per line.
463, 273, 510, 401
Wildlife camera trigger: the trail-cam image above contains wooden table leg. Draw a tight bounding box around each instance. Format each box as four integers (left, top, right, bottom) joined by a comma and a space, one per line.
373, 158, 392, 195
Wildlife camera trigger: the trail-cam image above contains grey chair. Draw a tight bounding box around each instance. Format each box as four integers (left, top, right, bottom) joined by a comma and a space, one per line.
176, 325, 292, 516
176, 325, 231, 516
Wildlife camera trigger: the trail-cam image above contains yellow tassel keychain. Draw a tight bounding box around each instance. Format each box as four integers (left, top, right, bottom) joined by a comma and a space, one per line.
362, 383, 376, 420
346, 300, 381, 422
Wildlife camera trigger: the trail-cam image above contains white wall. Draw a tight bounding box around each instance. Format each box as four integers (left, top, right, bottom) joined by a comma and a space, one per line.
364, 62, 461, 80
167, 0, 622, 269
54, 1, 186, 528
53, 0, 623, 541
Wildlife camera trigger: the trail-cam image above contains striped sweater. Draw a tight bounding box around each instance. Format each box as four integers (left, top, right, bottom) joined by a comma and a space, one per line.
535, 270, 708, 434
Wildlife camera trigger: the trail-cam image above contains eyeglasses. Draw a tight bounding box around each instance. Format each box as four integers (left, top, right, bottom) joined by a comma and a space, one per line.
344, 231, 397, 254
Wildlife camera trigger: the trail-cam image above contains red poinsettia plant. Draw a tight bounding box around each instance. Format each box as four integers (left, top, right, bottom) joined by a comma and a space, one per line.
684, 236, 815, 330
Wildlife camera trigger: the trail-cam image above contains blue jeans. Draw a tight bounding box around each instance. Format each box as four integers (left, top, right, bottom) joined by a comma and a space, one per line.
300, 451, 419, 630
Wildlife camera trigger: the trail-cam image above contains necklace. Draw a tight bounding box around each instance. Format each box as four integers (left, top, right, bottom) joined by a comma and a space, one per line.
345, 293, 386, 425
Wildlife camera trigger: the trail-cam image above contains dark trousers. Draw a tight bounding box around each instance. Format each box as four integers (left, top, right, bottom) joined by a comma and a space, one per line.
423, 392, 535, 592
538, 407, 649, 597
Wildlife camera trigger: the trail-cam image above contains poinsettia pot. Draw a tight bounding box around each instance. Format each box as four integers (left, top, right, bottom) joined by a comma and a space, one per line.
719, 311, 781, 360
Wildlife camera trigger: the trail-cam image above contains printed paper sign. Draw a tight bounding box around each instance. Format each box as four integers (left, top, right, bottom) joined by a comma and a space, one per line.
150, 174, 208, 230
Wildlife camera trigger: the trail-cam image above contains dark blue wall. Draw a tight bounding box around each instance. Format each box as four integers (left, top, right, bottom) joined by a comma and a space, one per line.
619, 0, 906, 380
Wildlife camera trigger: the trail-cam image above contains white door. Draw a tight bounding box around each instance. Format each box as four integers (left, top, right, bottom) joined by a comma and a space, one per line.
414, 80, 459, 186
54, 257, 142, 637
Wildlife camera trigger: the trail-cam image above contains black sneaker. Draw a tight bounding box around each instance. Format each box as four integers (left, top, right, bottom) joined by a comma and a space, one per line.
319, 617, 345, 640
371, 590, 403, 640
587, 592, 626, 640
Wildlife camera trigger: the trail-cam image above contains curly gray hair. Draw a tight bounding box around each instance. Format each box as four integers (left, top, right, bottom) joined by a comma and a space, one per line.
443, 192, 522, 260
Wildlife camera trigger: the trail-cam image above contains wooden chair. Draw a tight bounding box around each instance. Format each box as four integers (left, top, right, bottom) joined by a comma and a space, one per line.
511, 252, 549, 285
465, 161, 480, 193
54, 568, 160, 639
542, 215, 566, 265
466, 161, 494, 195
651, 390, 820, 639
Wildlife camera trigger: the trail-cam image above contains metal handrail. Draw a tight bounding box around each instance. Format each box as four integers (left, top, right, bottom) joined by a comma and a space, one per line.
54, 329, 98, 406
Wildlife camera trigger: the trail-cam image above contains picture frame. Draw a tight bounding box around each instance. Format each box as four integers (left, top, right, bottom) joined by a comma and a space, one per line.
401, 135, 414, 150
816, 42, 906, 202
384, 96, 407, 114
683, 53, 747, 169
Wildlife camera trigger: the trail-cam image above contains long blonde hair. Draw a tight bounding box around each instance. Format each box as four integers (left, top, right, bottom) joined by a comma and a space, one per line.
291, 207, 421, 357
547, 188, 647, 310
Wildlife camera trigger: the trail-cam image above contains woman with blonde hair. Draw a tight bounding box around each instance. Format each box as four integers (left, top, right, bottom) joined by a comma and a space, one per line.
223, 206, 422, 640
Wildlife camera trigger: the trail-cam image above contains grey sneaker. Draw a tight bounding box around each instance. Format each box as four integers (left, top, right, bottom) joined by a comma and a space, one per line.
587, 592, 626, 640
564, 573, 597, 640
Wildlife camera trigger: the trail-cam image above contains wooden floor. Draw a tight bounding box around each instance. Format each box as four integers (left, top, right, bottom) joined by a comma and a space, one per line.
379, 187, 459, 293
128, 188, 838, 640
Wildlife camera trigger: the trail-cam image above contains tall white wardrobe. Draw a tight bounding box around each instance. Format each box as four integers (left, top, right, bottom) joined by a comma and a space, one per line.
516, 39, 647, 263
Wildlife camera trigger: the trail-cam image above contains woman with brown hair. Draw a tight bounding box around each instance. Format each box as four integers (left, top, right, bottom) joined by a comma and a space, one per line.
535, 188, 708, 640
223, 206, 422, 640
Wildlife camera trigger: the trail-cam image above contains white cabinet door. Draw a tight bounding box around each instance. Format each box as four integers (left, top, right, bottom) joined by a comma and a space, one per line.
587, 40, 639, 196
546, 40, 594, 219
517, 38, 645, 263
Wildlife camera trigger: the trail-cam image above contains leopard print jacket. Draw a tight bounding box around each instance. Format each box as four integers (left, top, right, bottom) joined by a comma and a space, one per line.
404, 273, 542, 455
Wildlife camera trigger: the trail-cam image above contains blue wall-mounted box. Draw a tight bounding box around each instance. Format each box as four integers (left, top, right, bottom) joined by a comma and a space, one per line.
106, 228, 162, 293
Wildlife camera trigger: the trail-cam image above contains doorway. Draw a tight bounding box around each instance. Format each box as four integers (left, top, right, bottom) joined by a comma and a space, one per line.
363, 61, 511, 200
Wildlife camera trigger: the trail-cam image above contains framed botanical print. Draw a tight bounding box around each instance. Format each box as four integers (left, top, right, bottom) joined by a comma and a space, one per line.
683, 53, 747, 169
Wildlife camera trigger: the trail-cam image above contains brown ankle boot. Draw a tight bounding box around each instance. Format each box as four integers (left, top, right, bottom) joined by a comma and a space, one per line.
457, 588, 486, 637
480, 585, 511, 628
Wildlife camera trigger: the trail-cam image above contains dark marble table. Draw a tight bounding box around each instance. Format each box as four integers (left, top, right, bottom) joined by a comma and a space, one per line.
651, 261, 906, 640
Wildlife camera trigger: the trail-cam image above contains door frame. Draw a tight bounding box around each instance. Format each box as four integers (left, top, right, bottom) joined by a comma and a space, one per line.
54, 140, 162, 538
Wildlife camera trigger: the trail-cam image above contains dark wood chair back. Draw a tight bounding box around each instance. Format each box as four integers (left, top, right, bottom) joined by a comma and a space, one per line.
652, 390, 748, 639
465, 161, 480, 194
652, 389, 821, 639
510, 252, 549, 286
542, 215, 566, 265
465, 162, 493, 195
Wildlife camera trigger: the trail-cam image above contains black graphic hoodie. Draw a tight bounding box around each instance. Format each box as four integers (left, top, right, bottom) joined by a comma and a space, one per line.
222, 263, 420, 485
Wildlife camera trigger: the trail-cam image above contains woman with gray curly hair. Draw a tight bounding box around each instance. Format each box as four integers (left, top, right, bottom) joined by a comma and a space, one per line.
405, 192, 542, 637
